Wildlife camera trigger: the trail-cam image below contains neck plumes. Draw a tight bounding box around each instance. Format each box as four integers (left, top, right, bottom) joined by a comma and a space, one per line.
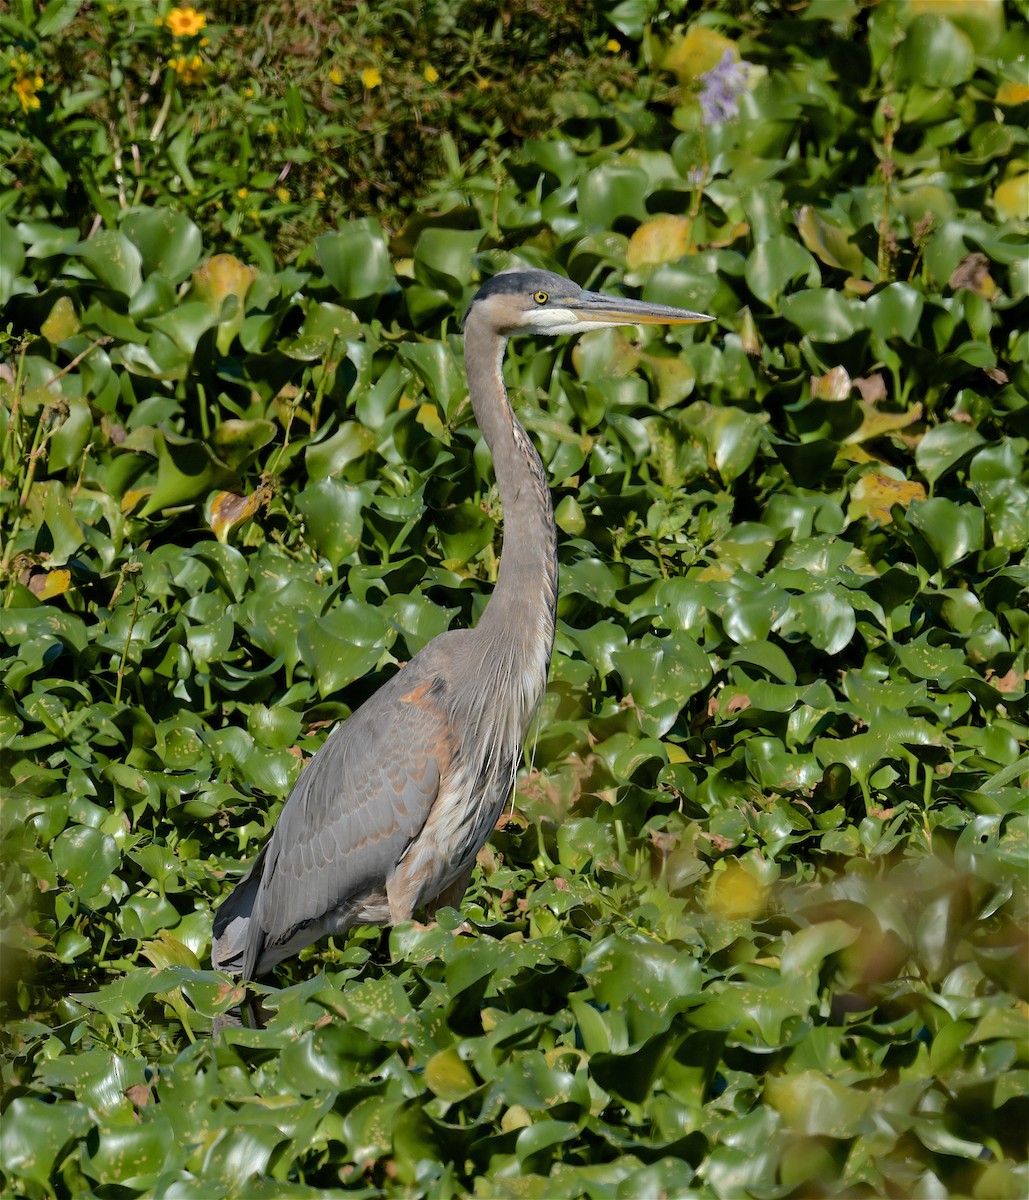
462, 309, 558, 734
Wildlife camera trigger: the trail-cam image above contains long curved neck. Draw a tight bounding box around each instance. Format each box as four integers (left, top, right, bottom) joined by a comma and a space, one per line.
462, 309, 557, 710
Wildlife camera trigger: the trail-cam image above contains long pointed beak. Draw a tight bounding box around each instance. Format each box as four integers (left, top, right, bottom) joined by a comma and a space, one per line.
572, 291, 713, 326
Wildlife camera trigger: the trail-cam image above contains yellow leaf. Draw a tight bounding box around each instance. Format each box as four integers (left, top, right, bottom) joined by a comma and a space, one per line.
121, 488, 151, 513
663, 26, 736, 83
996, 81, 1029, 106
848, 471, 926, 524
41, 296, 80, 344
993, 173, 1029, 222
810, 366, 852, 400
708, 862, 767, 919
190, 254, 256, 309
209, 489, 262, 542
416, 402, 449, 443
626, 215, 693, 269
796, 205, 867, 276
141, 931, 201, 970
39, 568, 72, 600
190, 254, 257, 355
846, 400, 924, 445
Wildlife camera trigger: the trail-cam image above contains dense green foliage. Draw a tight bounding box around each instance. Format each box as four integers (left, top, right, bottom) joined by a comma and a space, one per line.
1, 0, 1027, 1196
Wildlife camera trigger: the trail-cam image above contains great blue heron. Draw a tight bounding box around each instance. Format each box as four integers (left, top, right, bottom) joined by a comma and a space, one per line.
212, 268, 712, 982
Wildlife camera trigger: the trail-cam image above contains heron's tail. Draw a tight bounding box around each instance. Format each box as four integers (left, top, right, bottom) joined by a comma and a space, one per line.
211, 848, 266, 977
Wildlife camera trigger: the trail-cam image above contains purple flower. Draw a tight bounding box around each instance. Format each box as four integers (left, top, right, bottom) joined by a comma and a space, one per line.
698, 49, 751, 125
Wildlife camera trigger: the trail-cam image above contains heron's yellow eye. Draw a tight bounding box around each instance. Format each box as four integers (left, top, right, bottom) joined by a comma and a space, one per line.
533, 291, 549, 305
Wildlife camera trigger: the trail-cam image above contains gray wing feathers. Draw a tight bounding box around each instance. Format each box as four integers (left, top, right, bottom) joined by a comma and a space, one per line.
216, 672, 454, 977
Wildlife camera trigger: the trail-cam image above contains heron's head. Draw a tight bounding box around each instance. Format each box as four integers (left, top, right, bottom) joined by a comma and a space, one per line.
465, 268, 713, 337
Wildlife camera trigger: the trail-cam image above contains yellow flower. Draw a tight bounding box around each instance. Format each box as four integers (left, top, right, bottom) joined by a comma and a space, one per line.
10, 53, 43, 112
329, 64, 344, 86
424, 65, 438, 84
166, 6, 206, 37
171, 53, 208, 84
13, 71, 43, 112
361, 66, 382, 90
314, 186, 326, 201
237, 188, 248, 199
606, 38, 621, 53
276, 187, 290, 203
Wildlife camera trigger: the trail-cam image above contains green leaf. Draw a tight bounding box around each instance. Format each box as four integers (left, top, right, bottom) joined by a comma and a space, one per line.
72, 230, 144, 296
779, 290, 860, 342
908, 497, 985, 568
424, 1047, 479, 1101
612, 632, 713, 737
863, 283, 924, 342
296, 479, 369, 566
52, 825, 119, 899
122, 208, 203, 283
915, 423, 986, 484
895, 14, 975, 88
745, 236, 820, 306
0, 1097, 92, 1187
316, 225, 394, 299
780, 920, 860, 977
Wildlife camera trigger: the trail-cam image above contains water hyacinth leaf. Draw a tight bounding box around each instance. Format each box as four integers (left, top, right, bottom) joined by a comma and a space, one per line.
145, 301, 221, 355
583, 934, 701, 1041
795, 205, 868, 276
663, 25, 738, 82
975, 479, 1029, 551
316, 225, 395, 300
424, 1047, 479, 1101
32, 481, 85, 561
578, 164, 651, 229
413, 226, 483, 290
399, 340, 466, 418
305, 422, 376, 480
612, 633, 712, 736
744, 235, 819, 306
707, 407, 765, 482
46, 394, 92, 471
780, 920, 860, 978
848, 471, 926, 524
209, 489, 264, 543
437, 500, 494, 565
863, 283, 924, 342
780, 290, 860, 341
766, 1069, 874, 1138
565, 619, 627, 677
52, 824, 119, 898
298, 601, 389, 696
40, 294, 80, 344
895, 13, 975, 88
492, 1051, 586, 1112
774, 588, 856, 655
295, 479, 368, 566
626, 215, 693, 270
142, 432, 234, 515
211, 419, 276, 470
907, 497, 985, 568
915, 423, 986, 484
72, 230, 144, 296
198, 1124, 283, 1187
0, 1097, 92, 1187
515, 1119, 580, 1163
122, 207, 204, 283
